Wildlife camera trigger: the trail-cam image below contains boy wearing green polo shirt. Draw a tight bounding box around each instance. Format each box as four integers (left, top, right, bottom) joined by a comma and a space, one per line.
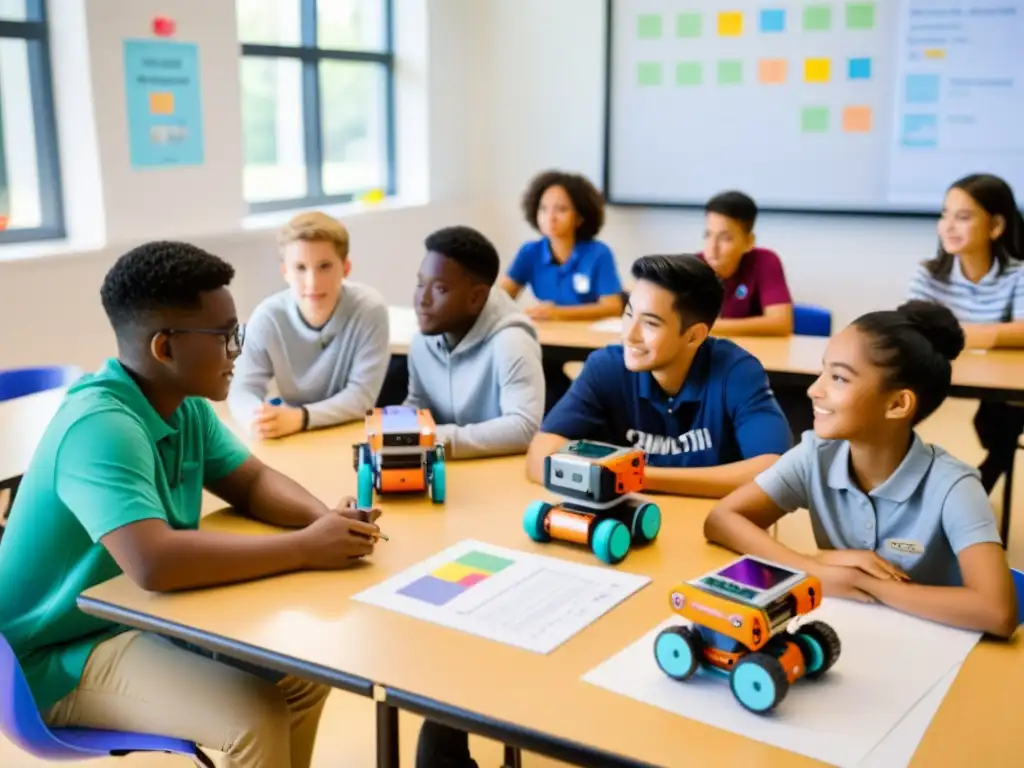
0, 241, 383, 768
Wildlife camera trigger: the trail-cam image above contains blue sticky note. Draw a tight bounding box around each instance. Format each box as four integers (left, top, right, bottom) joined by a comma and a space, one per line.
848, 57, 872, 79
760, 9, 786, 32
905, 74, 940, 104
902, 114, 938, 148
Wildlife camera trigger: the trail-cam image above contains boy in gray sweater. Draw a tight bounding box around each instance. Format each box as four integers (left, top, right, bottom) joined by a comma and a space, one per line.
405, 225, 545, 460
228, 212, 390, 438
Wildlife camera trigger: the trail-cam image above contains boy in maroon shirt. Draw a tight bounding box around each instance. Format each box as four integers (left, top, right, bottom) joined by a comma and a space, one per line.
699, 191, 794, 337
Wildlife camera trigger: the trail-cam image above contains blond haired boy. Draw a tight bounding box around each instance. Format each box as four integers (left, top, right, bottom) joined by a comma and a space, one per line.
228, 211, 390, 437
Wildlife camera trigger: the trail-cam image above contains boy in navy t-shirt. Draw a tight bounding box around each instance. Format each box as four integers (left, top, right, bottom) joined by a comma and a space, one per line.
527, 254, 792, 497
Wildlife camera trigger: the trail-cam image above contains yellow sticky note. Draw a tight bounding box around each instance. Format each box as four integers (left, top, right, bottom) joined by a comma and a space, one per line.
149, 92, 174, 115
432, 562, 484, 583
843, 105, 873, 132
718, 11, 743, 36
758, 59, 787, 84
924, 48, 946, 59
804, 58, 831, 83
360, 189, 386, 204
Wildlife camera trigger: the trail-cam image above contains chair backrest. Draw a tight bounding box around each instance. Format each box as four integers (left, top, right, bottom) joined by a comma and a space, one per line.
793, 304, 832, 337
0, 633, 64, 754
1012, 569, 1024, 627
0, 366, 81, 404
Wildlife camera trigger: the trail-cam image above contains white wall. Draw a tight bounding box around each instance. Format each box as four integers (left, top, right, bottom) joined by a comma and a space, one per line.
0, 0, 489, 370
476, 0, 941, 330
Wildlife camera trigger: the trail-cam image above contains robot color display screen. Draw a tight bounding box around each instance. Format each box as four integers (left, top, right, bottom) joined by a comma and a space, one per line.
718, 558, 796, 591
568, 441, 617, 459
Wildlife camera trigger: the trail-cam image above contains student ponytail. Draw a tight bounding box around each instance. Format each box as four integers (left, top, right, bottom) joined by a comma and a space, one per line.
852, 300, 965, 424
925, 173, 1024, 281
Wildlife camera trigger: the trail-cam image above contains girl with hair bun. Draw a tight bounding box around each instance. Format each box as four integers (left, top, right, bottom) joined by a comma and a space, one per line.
705, 300, 1017, 638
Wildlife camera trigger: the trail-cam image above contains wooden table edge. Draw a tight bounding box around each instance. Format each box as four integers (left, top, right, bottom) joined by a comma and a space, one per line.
76, 590, 660, 767
75, 593, 375, 698
383, 685, 662, 768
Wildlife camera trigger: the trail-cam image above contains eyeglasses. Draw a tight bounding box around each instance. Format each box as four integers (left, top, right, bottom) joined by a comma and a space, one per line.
160, 325, 246, 355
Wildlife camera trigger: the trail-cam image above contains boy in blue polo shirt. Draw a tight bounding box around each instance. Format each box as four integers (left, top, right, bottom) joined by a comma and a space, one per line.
0, 241, 383, 767
705, 301, 1016, 638
527, 254, 792, 497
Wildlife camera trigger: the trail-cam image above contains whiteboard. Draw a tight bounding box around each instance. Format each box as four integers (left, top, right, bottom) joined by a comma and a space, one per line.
603, 0, 1024, 214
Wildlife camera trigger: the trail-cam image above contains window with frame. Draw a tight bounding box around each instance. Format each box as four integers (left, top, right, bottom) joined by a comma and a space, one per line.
237, 0, 395, 212
0, 0, 64, 244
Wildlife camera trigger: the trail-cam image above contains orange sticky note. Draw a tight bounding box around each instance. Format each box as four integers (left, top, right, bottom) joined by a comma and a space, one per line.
804, 58, 831, 83
758, 59, 787, 84
718, 11, 743, 36
149, 92, 174, 115
843, 105, 873, 132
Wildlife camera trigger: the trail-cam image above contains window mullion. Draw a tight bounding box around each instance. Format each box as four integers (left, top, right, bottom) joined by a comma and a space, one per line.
300, 0, 323, 200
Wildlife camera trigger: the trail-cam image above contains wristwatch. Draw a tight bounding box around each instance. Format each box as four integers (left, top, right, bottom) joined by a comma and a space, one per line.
300, 406, 310, 431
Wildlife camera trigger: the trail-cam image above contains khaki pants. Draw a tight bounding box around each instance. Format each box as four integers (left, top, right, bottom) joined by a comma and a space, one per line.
45, 630, 330, 768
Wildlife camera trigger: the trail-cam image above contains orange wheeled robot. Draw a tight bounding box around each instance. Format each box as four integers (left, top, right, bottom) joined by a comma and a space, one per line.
352, 406, 445, 507
654, 555, 841, 714
522, 440, 661, 564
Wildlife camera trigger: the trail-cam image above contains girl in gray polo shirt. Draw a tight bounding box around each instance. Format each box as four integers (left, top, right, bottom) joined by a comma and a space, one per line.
705, 301, 1017, 639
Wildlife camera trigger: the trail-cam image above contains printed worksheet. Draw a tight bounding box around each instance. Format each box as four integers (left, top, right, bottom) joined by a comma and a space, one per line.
352, 540, 650, 653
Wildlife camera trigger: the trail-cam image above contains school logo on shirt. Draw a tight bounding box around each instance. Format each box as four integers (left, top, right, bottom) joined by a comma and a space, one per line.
735, 284, 749, 299
572, 273, 591, 294
625, 428, 713, 455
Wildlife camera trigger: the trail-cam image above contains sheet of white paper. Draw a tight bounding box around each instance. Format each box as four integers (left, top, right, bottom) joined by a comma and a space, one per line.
582, 600, 979, 767
352, 540, 650, 654
857, 665, 960, 768
589, 317, 622, 333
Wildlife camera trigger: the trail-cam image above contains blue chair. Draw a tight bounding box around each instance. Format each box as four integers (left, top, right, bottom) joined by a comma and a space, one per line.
0, 365, 81, 403
0, 633, 214, 765
1012, 569, 1024, 627
793, 304, 832, 337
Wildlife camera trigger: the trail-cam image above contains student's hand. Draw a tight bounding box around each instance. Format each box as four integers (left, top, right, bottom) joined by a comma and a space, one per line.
298, 511, 380, 568
525, 301, 558, 321
817, 564, 877, 603
253, 403, 305, 439
962, 324, 999, 350
333, 495, 383, 524
815, 550, 909, 582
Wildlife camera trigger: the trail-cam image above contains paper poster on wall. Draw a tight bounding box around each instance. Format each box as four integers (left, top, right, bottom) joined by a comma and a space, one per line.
123, 39, 204, 169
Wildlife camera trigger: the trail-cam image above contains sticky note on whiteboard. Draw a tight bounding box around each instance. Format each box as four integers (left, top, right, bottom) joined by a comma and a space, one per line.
843, 105, 873, 132
718, 11, 743, 36
758, 59, 787, 84
804, 58, 831, 83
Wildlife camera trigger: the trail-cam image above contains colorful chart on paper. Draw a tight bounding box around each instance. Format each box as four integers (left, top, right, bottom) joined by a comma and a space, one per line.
397, 550, 515, 606
352, 540, 650, 653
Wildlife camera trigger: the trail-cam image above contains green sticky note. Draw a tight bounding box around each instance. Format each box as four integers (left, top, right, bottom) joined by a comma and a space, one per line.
846, 2, 875, 29
675, 61, 702, 86
717, 60, 743, 85
803, 4, 832, 30
676, 12, 702, 37
637, 13, 663, 39
637, 62, 663, 86
801, 106, 830, 132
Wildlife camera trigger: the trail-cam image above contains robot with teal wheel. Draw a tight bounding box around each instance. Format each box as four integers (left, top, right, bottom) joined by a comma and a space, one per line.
653, 555, 841, 714
352, 406, 446, 508
522, 440, 661, 564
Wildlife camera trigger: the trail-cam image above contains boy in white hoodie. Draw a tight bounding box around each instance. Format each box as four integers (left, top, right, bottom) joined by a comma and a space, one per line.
405, 225, 545, 459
